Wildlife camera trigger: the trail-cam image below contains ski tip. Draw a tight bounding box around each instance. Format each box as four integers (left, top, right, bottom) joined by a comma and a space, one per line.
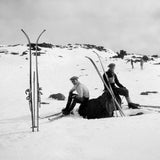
85, 56, 90, 59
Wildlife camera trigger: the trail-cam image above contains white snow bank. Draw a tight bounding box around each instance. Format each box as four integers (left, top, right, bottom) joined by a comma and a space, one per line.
0, 45, 160, 160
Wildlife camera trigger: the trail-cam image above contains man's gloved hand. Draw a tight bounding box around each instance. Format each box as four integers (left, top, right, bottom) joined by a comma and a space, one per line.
72, 94, 77, 98
62, 108, 66, 113
62, 108, 70, 115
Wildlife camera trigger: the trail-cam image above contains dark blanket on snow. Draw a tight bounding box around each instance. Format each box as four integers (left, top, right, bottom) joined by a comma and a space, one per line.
78, 91, 120, 119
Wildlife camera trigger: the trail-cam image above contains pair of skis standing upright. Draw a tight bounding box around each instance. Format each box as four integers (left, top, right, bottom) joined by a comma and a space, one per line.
22, 29, 46, 132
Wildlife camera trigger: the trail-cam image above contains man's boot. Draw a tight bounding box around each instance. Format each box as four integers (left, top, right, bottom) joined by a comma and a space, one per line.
128, 102, 140, 109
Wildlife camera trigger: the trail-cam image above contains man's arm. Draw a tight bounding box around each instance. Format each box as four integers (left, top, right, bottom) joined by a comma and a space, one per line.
103, 73, 108, 90
103, 73, 107, 82
115, 74, 124, 88
69, 86, 76, 94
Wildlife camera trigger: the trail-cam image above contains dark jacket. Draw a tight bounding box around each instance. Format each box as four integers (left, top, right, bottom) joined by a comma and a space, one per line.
103, 69, 124, 90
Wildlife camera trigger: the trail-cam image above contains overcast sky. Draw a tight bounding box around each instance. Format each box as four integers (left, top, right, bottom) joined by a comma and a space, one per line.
0, 0, 160, 54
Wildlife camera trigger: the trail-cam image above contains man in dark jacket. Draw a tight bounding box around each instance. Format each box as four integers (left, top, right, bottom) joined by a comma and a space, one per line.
103, 63, 138, 109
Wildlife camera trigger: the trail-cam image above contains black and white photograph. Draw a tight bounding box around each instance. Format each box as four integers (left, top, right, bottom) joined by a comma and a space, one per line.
0, 0, 160, 159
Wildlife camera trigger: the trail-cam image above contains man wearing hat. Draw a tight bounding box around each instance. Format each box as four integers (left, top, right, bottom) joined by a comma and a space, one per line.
62, 76, 90, 115
103, 63, 138, 109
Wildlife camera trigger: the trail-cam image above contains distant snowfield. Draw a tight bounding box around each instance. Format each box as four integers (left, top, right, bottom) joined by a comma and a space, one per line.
0, 45, 160, 160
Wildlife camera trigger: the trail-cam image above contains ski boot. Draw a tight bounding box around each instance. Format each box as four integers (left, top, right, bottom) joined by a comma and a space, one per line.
62, 108, 71, 115
128, 103, 140, 109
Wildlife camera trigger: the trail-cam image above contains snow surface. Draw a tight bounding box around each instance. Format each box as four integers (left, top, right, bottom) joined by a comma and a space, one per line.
0, 44, 160, 160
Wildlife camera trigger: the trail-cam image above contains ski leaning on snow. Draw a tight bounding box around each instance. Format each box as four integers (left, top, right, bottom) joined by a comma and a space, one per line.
122, 104, 160, 115
139, 105, 160, 113
140, 105, 160, 109
40, 112, 62, 119
123, 104, 160, 110
48, 113, 67, 121
86, 56, 125, 117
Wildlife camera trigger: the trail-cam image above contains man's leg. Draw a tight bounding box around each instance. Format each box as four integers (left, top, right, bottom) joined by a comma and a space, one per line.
62, 93, 77, 114
65, 93, 74, 111
114, 88, 132, 103
68, 96, 84, 112
114, 88, 138, 109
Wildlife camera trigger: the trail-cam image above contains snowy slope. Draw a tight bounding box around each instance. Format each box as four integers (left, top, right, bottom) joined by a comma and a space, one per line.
0, 44, 160, 160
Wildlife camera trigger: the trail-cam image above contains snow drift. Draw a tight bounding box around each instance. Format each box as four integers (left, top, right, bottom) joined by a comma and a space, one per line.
0, 44, 160, 160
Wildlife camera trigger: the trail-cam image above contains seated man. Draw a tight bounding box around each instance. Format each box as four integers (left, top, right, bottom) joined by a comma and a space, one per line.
62, 76, 90, 115
103, 63, 138, 109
